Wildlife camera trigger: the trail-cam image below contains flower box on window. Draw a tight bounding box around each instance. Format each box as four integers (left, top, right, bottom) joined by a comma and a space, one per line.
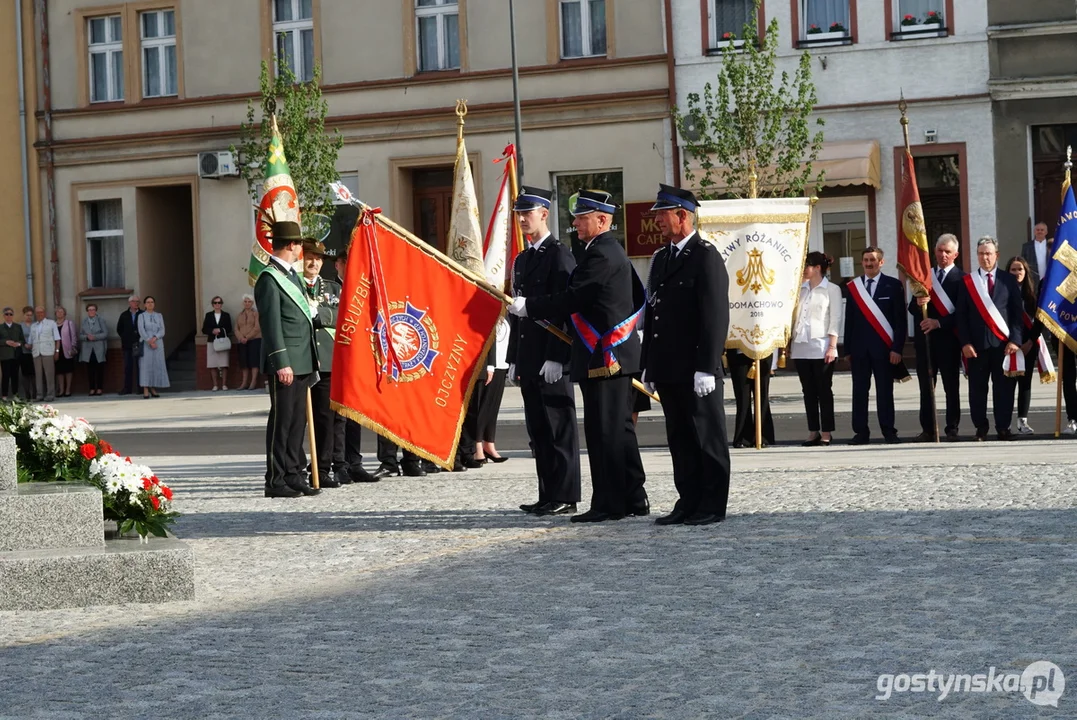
711, 31, 746, 51
799, 29, 851, 46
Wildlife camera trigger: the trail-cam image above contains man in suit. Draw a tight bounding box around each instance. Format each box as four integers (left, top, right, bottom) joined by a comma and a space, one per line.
324, 243, 378, 484
909, 233, 966, 442
254, 220, 321, 498
509, 189, 648, 523
957, 235, 1024, 440
843, 246, 908, 444
507, 185, 581, 517
116, 295, 142, 395
1021, 221, 1053, 282
641, 185, 730, 526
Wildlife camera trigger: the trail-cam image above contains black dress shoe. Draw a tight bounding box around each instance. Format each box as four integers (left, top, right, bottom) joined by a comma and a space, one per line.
570, 509, 624, 523
733, 440, 747, 449
422, 461, 441, 474
626, 499, 650, 517
655, 508, 690, 526
462, 457, 486, 469
334, 468, 354, 485
945, 430, 960, 442
684, 512, 724, 526
850, 434, 871, 445
974, 430, 988, 442
912, 431, 935, 443
451, 459, 466, 472
402, 463, 427, 477
286, 482, 320, 497
535, 502, 577, 516
884, 435, 901, 445
519, 501, 543, 514
349, 467, 380, 483
801, 436, 824, 447
372, 464, 401, 480
316, 476, 341, 489
264, 485, 302, 498
997, 429, 1015, 441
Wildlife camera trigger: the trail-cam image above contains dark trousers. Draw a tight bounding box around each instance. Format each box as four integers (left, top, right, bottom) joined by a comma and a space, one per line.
309, 372, 335, 483
333, 416, 364, 472
520, 375, 581, 504
122, 345, 139, 394
795, 358, 836, 433
579, 375, 646, 515
0, 358, 18, 397
19, 354, 34, 400
476, 369, 507, 442
1017, 347, 1037, 418
265, 373, 312, 489
655, 380, 730, 517
967, 345, 1015, 433
728, 352, 775, 444
86, 353, 105, 392
851, 352, 897, 438
376, 436, 421, 472
1064, 347, 1077, 421
914, 331, 962, 434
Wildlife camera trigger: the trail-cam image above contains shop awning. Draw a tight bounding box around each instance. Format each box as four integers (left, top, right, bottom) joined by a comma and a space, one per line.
684, 140, 881, 193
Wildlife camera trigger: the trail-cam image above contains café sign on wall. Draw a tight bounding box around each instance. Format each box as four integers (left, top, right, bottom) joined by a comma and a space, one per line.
624, 201, 666, 258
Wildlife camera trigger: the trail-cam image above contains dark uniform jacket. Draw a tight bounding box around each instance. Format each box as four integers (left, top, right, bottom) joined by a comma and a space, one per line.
527, 231, 644, 382
843, 273, 908, 358
254, 260, 318, 376
303, 275, 341, 372
641, 233, 729, 383
506, 234, 574, 380
906, 265, 965, 338
956, 267, 1024, 351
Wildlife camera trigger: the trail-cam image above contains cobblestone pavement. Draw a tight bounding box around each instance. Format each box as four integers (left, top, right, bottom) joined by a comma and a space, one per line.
2, 442, 1076, 719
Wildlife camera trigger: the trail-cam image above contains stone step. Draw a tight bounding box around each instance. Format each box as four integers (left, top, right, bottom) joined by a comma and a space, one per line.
0, 483, 105, 552
0, 533, 195, 610
0, 433, 15, 492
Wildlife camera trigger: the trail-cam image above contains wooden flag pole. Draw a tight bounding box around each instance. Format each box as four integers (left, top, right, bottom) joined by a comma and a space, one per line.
306, 387, 319, 489
754, 359, 763, 449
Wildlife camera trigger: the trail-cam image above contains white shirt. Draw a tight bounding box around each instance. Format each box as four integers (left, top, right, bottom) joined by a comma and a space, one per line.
790, 277, 843, 360
269, 255, 295, 275
1034, 240, 1047, 276
980, 267, 995, 284
213, 312, 222, 323
937, 263, 955, 280
529, 232, 551, 251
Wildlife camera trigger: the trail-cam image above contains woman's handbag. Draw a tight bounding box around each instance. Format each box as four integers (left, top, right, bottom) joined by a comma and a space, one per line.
131, 341, 144, 358
212, 337, 232, 353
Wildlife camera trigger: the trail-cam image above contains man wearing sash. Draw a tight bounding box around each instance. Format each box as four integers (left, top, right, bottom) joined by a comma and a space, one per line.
642, 185, 730, 526
507, 186, 581, 516
255, 220, 320, 497
908, 233, 965, 442
843, 246, 907, 445
957, 236, 1024, 441
509, 190, 648, 523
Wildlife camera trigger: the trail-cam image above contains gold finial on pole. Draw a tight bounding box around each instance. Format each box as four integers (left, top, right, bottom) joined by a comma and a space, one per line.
748, 158, 758, 200
1066, 145, 1073, 187
898, 91, 912, 153
455, 99, 468, 143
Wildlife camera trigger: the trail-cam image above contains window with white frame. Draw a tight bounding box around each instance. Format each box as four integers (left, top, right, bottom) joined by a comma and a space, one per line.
895, 0, 945, 30
85, 200, 125, 289
140, 10, 177, 98
710, 0, 753, 44
416, 0, 460, 72
273, 0, 315, 82
802, 0, 850, 36
88, 15, 123, 103
560, 0, 606, 59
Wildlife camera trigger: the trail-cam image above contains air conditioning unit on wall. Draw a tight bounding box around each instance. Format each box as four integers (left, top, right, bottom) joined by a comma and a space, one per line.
198, 151, 239, 179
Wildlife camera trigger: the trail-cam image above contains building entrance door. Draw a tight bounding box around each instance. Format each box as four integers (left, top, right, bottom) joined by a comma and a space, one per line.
412, 167, 454, 253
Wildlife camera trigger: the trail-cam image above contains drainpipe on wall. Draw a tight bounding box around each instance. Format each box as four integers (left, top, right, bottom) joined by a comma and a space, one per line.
16, 0, 34, 306
36, 0, 60, 309
663, 0, 681, 186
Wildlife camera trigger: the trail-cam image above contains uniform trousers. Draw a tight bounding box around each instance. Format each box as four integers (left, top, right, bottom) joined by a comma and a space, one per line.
850, 353, 897, 438
579, 375, 646, 515
654, 381, 730, 517
376, 436, 422, 472
519, 375, 580, 504
265, 373, 312, 490
1063, 347, 1077, 421
966, 345, 1015, 433
333, 416, 364, 474
122, 345, 139, 394
309, 372, 339, 483
914, 330, 962, 434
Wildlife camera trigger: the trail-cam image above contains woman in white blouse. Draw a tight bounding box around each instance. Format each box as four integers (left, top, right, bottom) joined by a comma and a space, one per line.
790, 251, 843, 446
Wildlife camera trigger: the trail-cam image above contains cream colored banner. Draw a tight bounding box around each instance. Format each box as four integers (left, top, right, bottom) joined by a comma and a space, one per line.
697, 198, 813, 360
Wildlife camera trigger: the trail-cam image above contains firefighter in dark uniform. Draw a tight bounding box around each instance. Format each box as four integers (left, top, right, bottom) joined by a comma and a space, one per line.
509, 189, 648, 523
507, 185, 582, 516
641, 185, 731, 525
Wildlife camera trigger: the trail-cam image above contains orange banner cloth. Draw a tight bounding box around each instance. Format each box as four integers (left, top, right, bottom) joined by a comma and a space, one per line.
330, 211, 505, 469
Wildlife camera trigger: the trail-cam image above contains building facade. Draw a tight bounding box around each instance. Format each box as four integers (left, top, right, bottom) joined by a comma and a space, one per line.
989, 0, 1077, 248
671, 0, 994, 282
31, 0, 672, 388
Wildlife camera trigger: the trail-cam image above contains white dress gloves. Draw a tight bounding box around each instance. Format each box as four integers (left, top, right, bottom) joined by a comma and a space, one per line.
508, 297, 528, 317
540, 360, 563, 384
693, 371, 716, 397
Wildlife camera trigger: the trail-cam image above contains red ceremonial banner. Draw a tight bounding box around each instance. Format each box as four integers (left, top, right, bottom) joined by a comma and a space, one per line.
330, 211, 505, 469
896, 149, 932, 293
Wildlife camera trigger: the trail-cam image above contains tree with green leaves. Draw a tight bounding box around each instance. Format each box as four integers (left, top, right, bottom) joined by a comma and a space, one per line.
674, 1, 825, 199
233, 61, 343, 217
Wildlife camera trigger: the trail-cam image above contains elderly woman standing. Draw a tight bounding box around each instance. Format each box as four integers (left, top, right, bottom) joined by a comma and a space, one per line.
18, 306, 35, 400
235, 294, 262, 391
790, 251, 844, 446
55, 306, 78, 398
137, 296, 169, 398
202, 295, 233, 391
79, 303, 108, 396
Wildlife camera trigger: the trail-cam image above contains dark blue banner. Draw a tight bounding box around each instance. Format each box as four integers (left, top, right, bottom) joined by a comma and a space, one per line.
1037, 184, 1077, 353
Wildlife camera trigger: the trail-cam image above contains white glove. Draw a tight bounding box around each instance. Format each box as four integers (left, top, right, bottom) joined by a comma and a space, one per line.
507, 363, 516, 382
693, 371, 716, 397
508, 296, 528, 317
540, 360, 563, 384
641, 370, 655, 395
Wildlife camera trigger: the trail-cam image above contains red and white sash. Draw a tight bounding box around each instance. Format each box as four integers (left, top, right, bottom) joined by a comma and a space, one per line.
848, 277, 894, 347
963, 272, 1010, 343
929, 270, 955, 317
1017, 312, 1057, 383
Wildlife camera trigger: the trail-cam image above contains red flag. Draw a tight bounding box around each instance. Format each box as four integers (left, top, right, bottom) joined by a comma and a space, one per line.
896, 149, 932, 295
330, 210, 505, 469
